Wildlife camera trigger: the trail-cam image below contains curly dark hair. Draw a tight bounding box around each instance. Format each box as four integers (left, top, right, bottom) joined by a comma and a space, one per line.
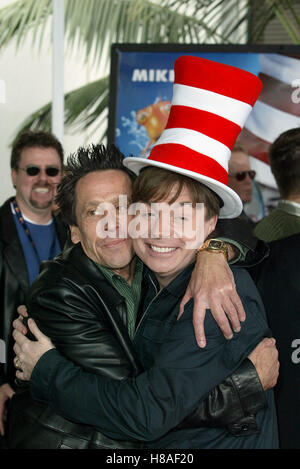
11, 130, 64, 169
56, 143, 136, 226
269, 127, 300, 198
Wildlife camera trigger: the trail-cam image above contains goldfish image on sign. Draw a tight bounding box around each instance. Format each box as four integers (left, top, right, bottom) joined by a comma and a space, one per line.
136, 99, 171, 154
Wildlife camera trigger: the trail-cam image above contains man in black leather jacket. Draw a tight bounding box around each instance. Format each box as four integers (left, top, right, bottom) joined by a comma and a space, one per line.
0, 131, 67, 446
10, 144, 278, 449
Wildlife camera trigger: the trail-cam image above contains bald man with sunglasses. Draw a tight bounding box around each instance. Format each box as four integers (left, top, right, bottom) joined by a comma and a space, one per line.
0, 131, 67, 444
228, 142, 256, 225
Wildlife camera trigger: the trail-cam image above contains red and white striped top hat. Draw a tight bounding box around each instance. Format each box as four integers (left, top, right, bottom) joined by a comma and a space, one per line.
124, 56, 262, 218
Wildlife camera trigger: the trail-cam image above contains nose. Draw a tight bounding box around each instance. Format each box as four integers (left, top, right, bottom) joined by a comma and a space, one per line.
242, 173, 253, 186
100, 206, 120, 239
37, 168, 48, 182
151, 209, 171, 239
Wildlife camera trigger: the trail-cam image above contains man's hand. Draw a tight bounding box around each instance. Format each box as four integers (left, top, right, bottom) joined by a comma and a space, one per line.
13, 318, 55, 381
0, 383, 15, 436
17, 304, 28, 320
179, 250, 246, 348
248, 337, 279, 390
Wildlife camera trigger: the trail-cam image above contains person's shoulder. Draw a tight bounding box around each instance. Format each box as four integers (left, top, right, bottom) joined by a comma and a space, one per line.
230, 265, 259, 299
30, 244, 86, 291
0, 197, 14, 221
0, 196, 14, 209
30, 244, 108, 301
230, 265, 269, 332
253, 208, 295, 242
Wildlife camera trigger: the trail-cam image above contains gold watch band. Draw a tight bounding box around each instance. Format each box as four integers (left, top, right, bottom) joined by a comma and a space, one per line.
197, 239, 229, 262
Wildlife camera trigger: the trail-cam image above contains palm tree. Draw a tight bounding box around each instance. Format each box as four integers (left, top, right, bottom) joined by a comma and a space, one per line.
0, 0, 299, 141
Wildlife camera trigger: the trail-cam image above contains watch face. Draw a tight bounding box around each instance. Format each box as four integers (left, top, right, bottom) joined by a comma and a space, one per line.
209, 240, 223, 249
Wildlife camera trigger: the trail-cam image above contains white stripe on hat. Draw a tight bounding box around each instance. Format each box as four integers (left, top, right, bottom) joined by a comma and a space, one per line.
154, 127, 230, 170
245, 100, 300, 144
172, 83, 252, 127
259, 54, 300, 86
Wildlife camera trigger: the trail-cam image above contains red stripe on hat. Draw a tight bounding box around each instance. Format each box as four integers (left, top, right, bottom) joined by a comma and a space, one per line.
149, 143, 228, 185
174, 56, 262, 106
166, 105, 241, 150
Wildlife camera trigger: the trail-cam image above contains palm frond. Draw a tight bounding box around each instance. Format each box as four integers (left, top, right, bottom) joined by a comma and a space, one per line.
0, 0, 51, 50
264, 0, 300, 43
13, 77, 109, 141
2, 0, 300, 141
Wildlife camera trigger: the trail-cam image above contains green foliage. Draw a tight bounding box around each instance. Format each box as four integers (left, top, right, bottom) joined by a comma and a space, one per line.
0, 0, 299, 140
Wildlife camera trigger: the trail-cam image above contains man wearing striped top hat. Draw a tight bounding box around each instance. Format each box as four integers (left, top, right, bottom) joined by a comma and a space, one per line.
12, 56, 278, 448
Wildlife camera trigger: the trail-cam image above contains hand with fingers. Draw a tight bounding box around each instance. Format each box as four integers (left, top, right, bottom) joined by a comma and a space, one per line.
12, 304, 29, 337
13, 318, 55, 381
179, 249, 246, 348
248, 337, 279, 390
0, 383, 15, 437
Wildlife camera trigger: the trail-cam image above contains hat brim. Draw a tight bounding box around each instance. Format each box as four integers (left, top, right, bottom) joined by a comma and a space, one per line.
124, 157, 243, 219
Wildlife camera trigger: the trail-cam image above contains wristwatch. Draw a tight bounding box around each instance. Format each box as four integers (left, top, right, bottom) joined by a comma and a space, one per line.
197, 239, 229, 262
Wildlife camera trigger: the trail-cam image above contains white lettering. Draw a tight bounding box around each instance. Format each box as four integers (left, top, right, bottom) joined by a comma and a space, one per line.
132, 69, 148, 82
291, 79, 300, 104
0, 339, 5, 363
149, 69, 155, 82
291, 339, 300, 364
94, 196, 205, 249
106, 454, 141, 466
132, 69, 174, 82
156, 69, 168, 82
0, 79, 5, 104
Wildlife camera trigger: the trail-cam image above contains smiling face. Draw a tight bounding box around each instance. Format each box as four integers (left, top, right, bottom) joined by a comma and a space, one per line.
132, 183, 217, 288
11, 146, 62, 219
70, 170, 135, 280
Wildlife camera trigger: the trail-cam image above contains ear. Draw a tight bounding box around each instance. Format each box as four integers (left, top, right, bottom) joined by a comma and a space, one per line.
11, 168, 17, 188
207, 215, 218, 237
70, 225, 81, 245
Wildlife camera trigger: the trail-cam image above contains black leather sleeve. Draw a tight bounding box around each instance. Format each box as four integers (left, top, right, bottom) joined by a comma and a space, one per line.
25, 276, 140, 380
213, 218, 270, 268
177, 358, 266, 435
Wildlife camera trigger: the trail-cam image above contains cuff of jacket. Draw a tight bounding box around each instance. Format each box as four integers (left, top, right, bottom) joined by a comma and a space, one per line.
0, 365, 6, 387
213, 218, 270, 268
231, 357, 267, 415
30, 348, 62, 403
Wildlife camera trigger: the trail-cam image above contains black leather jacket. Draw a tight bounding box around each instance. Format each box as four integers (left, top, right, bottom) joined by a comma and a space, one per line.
8, 243, 266, 449
0, 197, 67, 387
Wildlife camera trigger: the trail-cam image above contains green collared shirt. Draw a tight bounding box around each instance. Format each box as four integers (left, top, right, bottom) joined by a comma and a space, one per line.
96, 258, 143, 339
278, 199, 300, 217
254, 199, 300, 242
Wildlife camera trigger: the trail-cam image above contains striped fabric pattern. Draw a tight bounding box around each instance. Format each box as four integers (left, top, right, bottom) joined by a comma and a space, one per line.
149, 56, 263, 183
124, 55, 262, 218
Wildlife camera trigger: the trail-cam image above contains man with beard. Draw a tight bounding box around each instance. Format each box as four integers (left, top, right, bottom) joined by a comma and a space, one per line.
0, 131, 67, 443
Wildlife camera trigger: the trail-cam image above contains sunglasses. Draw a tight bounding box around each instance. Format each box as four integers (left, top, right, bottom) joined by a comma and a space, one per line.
19, 166, 60, 177
229, 170, 256, 181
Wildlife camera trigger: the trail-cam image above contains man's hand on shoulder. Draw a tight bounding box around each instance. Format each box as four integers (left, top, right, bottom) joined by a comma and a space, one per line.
13, 318, 55, 381
179, 248, 246, 348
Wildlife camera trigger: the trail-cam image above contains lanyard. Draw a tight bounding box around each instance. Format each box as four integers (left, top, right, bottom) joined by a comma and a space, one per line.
13, 199, 43, 264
